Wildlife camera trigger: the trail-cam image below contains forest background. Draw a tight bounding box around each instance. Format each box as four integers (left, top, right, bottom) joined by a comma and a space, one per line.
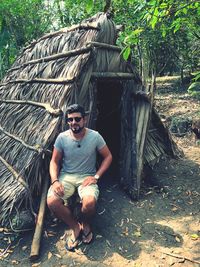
0, 0, 199, 86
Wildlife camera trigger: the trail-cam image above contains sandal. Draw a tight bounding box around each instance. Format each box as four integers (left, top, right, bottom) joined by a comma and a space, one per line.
82, 230, 93, 244
65, 231, 82, 251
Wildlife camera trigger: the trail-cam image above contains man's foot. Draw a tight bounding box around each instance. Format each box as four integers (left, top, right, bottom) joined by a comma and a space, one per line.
65, 234, 81, 251
82, 223, 93, 244
65, 223, 82, 251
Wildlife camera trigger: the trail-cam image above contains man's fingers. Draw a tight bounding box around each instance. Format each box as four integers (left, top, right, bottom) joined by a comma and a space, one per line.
82, 179, 97, 187
53, 184, 64, 196
59, 186, 64, 195
82, 181, 88, 186
56, 190, 64, 197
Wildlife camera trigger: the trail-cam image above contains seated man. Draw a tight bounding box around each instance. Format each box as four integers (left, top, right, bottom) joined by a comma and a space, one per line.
47, 104, 112, 251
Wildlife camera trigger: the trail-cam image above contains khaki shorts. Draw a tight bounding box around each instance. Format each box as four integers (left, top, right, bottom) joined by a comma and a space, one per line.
47, 173, 99, 204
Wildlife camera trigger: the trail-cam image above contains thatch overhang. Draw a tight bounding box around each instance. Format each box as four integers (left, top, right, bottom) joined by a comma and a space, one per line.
0, 12, 180, 226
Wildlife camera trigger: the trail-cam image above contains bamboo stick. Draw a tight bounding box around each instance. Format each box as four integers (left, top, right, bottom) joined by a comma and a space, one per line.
0, 125, 42, 153
163, 252, 200, 265
139, 104, 151, 157
23, 22, 100, 52
136, 102, 149, 193
136, 101, 146, 146
7, 46, 92, 72
134, 98, 152, 196
130, 100, 138, 198
0, 99, 62, 116
91, 72, 134, 80
5, 43, 121, 75
30, 177, 49, 261
6, 40, 122, 75
0, 155, 28, 189
88, 41, 121, 51
139, 102, 151, 153
135, 99, 141, 126
0, 78, 75, 87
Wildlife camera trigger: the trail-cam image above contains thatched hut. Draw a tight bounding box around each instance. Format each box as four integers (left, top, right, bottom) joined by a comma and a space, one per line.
0, 13, 179, 227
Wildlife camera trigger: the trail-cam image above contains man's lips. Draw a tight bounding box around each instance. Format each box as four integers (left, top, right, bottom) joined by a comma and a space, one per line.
71, 125, 80, 130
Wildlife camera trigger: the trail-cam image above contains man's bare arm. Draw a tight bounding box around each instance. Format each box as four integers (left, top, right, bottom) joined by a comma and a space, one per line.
96, 145, 112, 178
49, 148, 62, 183
82, 145, 112, 186
49, 148, 64, 196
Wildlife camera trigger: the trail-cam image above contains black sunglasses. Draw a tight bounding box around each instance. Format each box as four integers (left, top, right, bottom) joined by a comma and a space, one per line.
67, 117, 82, 123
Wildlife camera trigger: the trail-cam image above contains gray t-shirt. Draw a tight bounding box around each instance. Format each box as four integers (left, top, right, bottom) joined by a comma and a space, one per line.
54, 128, 106, 175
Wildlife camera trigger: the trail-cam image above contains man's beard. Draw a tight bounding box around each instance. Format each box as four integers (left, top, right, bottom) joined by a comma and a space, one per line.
70, 125, 84, 134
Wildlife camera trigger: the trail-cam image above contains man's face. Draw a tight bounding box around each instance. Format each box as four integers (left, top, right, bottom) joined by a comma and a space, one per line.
67, 112, 85, 134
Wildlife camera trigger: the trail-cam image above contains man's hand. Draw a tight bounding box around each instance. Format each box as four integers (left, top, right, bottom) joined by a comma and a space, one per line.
82, 176, 97, 187
52, 181, 64, 197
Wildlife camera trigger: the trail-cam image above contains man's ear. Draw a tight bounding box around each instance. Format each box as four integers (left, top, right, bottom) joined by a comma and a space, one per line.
63, 112, 68, 130
83, 116, 88, 126
65, 112, 70, 124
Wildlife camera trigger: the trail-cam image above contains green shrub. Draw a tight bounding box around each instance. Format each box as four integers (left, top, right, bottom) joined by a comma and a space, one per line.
169, 117, 192, 137
188, 82, 200, 99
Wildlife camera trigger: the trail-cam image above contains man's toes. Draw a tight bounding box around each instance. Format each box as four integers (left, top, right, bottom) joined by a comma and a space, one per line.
82, 231, 93, 244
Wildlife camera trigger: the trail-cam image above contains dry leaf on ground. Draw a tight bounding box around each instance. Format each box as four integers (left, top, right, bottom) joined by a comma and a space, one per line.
32, 262, 41, 267
48, 251, 53, 259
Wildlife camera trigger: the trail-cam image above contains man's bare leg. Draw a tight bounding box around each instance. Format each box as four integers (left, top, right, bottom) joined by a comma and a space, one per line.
47, 196, 81, 247
81, 195, 96, 243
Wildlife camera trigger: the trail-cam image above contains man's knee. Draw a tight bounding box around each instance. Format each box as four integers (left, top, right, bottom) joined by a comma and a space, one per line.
47, 196, 62, 212
82, 196, 96, 212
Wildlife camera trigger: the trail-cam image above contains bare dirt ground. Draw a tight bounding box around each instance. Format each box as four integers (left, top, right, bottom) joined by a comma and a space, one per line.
0, 77, 200, 267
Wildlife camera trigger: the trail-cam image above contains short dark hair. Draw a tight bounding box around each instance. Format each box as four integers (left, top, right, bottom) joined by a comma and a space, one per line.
66, 104, 86, 117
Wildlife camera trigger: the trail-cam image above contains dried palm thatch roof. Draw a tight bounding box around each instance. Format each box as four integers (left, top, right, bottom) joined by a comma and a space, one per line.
0, 12, 139, 225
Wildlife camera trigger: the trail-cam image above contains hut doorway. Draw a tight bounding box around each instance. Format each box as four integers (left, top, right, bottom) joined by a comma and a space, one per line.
96, 80, 123, 182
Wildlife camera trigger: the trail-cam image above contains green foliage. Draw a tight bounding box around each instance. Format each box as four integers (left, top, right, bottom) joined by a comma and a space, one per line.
170, 116, 192, 136
188, 82, 200, 100
55, 0, 104, 27
85, 0, 94, 13
194, 72, 200, 82
188, 82, 200, 92
0, 0, 54, 78
112, 0, 200, 75
123, 46, 131, 61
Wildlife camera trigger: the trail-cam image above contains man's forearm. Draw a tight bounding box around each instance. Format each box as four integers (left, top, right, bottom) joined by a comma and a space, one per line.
96, 154, 112, 178
49, 161, 60, 183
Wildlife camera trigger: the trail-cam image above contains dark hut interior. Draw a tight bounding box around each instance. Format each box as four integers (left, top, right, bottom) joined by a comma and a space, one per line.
96, 80, 123, 180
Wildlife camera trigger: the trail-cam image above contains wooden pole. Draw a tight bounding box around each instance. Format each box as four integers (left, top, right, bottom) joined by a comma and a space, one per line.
0, 73, 135, 86
0, 155, 28, 189
88, 41, 121, 51
23, 22, 100, 52
91, 72, 135, 80
30, 177, 49, 261
0, 99, 62, 116
0, 125, 43, 153
8, 46, 92, 72
0, 77, 75, 86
